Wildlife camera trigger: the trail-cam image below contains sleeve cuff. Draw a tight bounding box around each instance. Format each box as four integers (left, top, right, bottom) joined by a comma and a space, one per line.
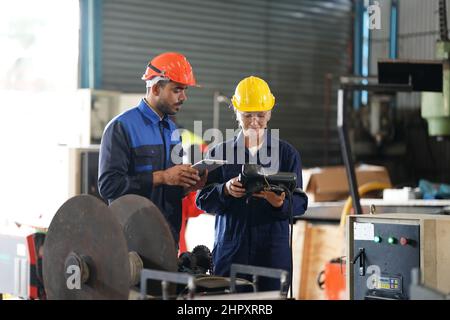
217, 183, 228, 203
135, 171, 154, 196
272, 198, 290, 220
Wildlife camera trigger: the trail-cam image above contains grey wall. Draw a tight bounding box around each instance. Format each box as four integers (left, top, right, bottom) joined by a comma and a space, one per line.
101, 0, 352, 167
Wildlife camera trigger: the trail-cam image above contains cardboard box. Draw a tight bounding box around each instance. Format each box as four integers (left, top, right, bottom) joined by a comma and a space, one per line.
303, 164, 392, 202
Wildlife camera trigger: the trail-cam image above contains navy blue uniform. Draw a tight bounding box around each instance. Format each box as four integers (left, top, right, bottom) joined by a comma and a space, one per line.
98, 99, 183, 243
195, 131, 308, 291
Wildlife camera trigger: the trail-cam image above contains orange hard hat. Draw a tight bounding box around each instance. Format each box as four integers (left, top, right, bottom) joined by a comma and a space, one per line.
141, 52, 196, 86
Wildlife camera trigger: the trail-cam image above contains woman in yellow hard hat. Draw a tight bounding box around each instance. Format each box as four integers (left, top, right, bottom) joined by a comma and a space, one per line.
196, 76, 308, 291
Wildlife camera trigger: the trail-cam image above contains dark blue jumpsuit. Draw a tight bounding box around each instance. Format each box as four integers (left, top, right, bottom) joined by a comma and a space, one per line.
98, 99, 184, 244
195, 131, 308, 291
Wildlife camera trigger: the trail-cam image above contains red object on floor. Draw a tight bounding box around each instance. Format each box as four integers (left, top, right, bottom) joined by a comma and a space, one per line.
320, 260, 347, 300
178, 191, 204, 255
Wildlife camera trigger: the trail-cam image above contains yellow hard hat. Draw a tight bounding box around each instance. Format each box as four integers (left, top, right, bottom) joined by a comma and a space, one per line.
231, 76, 275, 112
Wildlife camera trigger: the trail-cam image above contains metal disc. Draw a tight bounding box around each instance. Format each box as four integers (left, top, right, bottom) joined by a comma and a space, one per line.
43, 195, 130, 300
109, 194, 178, 296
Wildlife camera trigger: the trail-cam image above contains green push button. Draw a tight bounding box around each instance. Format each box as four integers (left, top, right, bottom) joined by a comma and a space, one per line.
374, 236, 382, 243
388, 237, 396, 244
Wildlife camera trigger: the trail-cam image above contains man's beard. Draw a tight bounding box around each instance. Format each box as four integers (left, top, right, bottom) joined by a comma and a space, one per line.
156, 100, 183, 116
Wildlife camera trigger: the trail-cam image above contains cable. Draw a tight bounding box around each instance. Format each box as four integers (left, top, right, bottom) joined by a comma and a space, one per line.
287, 189, 294, 299
262, 181, 296, 298
282, 185, 306, 299
274, 184, 295, 299
339, 181, 391, 231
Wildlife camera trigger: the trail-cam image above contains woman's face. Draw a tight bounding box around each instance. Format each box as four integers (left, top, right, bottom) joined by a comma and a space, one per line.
236, 110, 271, 138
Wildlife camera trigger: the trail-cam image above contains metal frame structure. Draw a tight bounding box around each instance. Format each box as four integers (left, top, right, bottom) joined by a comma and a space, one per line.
229, 263, 289, 296
337, 78, 412, 215
139, 264, 289, 300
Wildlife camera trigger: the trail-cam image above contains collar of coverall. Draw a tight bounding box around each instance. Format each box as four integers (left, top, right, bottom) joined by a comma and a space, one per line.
138, 98, 169, 125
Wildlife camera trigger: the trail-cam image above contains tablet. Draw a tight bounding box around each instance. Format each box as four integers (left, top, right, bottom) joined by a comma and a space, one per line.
191, 159, 227, 175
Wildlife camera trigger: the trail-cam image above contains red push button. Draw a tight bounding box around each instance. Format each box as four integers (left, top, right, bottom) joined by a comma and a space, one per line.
400, 237, 408, 246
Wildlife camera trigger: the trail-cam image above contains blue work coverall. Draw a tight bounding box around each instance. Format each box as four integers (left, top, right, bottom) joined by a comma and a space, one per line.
98, 99, 183, 244
195, 131, 308, 290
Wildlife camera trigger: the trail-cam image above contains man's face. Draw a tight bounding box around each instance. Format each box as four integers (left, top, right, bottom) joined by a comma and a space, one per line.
155, 81, 188, 116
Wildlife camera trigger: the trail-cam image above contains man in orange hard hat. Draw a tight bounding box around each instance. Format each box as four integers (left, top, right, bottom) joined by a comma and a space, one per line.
99, 52, 208, 247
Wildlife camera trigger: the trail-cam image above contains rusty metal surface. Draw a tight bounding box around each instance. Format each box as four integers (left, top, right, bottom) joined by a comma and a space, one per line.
194, 276, 253, 290
109, 194, 178, 296
43, 195, 130, 300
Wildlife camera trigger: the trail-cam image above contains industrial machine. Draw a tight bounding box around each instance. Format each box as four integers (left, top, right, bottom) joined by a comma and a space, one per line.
421, 0, 450, 138
62, 146, 101, 200
43, 194, 178, 299
41, 194, 288, 300
338, 0, 450, 215
347, 213, 450, 300
56, 89, 142, 202
333, 0, 450, 301
0, 229, 45, 299
63, 89, 141, 146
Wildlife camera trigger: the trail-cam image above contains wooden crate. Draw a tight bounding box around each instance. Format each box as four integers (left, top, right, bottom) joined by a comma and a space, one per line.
292, 221, 346, 299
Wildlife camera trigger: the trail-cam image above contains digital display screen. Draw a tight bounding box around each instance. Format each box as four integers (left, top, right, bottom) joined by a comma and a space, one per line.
377, 276, 401, 292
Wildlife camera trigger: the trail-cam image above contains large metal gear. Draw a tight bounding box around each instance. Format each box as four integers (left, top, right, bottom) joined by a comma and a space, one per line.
109, 194, 178, 296
43, 195, 130, 299
43, 194, 178, 299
